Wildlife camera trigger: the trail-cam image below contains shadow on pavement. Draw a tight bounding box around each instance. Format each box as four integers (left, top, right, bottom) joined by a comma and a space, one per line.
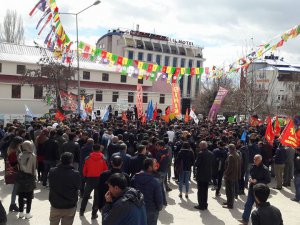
199, 210, 226, 225
158, 207, 174, 224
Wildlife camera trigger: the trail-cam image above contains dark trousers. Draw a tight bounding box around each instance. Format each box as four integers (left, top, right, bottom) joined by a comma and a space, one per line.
80, 178, 99, 215
147, 210, 159, 225
18, 192, 33, 213
225, 180, 235, 207
215, 171, 224, 194
197, 181, 209, 209
43, 160, 56, 186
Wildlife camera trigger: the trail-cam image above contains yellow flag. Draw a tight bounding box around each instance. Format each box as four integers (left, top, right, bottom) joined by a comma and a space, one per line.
166, 66, 172, 73
180, 68, 185, 75
138, 62, 144, 69
107, 53, 112, 61
138, 75, 143, 79
195, 68, 200, 74
271, 45, 277, 51
152, 65, 158, 72
122, 57, 128, 65
56, 24, 63, 37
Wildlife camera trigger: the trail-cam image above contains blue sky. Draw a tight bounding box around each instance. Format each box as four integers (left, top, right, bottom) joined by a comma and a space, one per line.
1, 0, 300, 68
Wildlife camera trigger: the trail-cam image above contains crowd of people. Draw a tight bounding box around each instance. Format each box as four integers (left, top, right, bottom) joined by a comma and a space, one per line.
0, 114, 299, 225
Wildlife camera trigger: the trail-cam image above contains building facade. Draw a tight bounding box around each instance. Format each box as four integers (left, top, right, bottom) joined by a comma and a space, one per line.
0, 42, 172, 116
96, 27, 205, 99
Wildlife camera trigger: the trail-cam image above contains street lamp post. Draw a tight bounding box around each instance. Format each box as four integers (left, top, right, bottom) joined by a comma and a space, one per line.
60, 0, 101, 115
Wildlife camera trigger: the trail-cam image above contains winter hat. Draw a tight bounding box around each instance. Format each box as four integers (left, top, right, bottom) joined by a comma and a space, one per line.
21, 140, 34, 153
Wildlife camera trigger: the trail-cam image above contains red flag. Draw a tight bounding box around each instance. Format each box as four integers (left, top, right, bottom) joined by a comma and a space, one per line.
54, 110, 65, 121
276, 39, 284, 47
101, 50, 107, 58
122, 112, 128, 122
205, 67, 210, 74
165, 106, 170, 115
141, 114, 146, 124
274, 116, 281, 137
162, 66, 167, 73
117, 56, 123, 65
152, 103, 158, 120
184, 108, 189, 123
278, 119, 300, 148
249, 116, 263, 127
190, 68, 195, 76
265, 116, 275, 145
147, 64, 153, 72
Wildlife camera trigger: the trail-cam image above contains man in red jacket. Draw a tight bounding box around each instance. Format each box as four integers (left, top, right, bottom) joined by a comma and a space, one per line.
80, 144, 108, 219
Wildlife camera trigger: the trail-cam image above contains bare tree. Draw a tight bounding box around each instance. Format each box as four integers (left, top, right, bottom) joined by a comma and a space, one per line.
0, 9, 24, 44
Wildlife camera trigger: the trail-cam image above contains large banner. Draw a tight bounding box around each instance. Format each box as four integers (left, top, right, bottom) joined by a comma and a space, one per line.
80, 94, 94, 115
60, 90, 78, 112
172, 84, 181, 116
208, 86, 228, 122
136, 84, 143, 119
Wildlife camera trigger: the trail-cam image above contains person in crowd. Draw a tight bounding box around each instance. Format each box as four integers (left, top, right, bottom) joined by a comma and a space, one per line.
48, 152, 81, 225
236, 140, 247, 195
131, 158, 163, 225
251, 183, 283, 225
80, 144, 108, 219
273, 145, 287, 190
16, 140, 37, 219
79, 138, 94, 197
107, 136, 119, 162
129, 145, 147, 177
112, 143, 131, 174
42, 130, 60, 187
61, 133, 80, 170
194, 141, 214, 210
239, 154, 271, 225
212, 141, 228, 197
222, 144, 240, 209
35, 128, 49, 181
54, 129, 66, 154
101, 173, 147, 225
175, 142, 195, 198
6, 136, 23, 212
291, 151, 300, 202
283, 146, 295, 187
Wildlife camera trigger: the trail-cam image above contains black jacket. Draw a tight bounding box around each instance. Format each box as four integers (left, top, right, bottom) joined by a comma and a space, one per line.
249, 163, 271, 192
251, 202, 283, 225
129, 154, 147, 177
98, 168, 130, 209
61, 141, 80, 163
48, 164, 81, 209
295, 154, 300, 176
131, 172, 163, 212
195, 149, 215, 182
274, 146, 287, 164
43, 137, 60, 162
176, 148, 195, 171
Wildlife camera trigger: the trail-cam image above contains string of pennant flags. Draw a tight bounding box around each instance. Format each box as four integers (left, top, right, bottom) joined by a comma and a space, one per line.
30, 0, 300, 82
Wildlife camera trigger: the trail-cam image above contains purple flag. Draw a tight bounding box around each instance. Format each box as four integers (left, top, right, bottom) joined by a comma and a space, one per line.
208, 86, 228, 122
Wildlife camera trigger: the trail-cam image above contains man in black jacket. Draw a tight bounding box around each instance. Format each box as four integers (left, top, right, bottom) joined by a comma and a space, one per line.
48, 152, 81, 225
194, 141, 214, 210
98, 155, 130, 210
131, 158, 163, 225
42, 130, 60, 187
251, 183, 283, 225
61, 133, 80, 170
239, 154, 271, 225
129, 145, 147, 177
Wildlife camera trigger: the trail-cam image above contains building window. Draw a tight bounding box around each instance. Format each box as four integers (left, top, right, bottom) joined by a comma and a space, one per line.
34, 86, 43, 99
112, 91, 119, 102
188, 59, 193, 68
83, 71, 90, 80
147, 53, 152, 62
128, 92, 134, 103
196, 60, 201, 68
159, 94, 165, 104
120, 75, 127, 83
102, 73, 109, 81
187, 76, 191, 96
12, 85, 21, 98
181, 58, 185, 67
0, 63, 2, 73
195, 79, 200, 97
128, 51, 134, 60
165, 56, 170, 66
173, 57, 177, 67
138, 77, 144, 84
17, 65, 26, 74
96, 90, 103, 102
138, 52, 144, 61
143, 93, 148, 103
156, 55, 161, 65
180, 77, 184, 92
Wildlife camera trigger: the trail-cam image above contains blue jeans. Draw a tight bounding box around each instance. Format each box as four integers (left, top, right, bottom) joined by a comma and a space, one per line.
179, 171, 191, 194
10, 184, 17, 205
294, 174, 300, 201
242, 189, 255, 222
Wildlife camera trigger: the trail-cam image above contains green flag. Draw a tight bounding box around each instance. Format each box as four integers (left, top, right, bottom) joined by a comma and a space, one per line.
228, 117, 235, 123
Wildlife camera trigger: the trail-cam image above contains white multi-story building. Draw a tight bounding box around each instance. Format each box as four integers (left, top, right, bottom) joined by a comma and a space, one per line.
96, 27, 205, 100
0, 42, 173, 116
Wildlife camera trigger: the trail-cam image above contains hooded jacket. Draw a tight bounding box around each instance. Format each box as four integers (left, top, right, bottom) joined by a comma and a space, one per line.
131, 171, 163, 212
18, 141, 37, 176
83, 152, 108, 177
102, 188, 147, 225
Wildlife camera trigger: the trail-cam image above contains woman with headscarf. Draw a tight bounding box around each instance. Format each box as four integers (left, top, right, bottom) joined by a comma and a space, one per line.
16, 140, 37, 219
6, 136, 23, 212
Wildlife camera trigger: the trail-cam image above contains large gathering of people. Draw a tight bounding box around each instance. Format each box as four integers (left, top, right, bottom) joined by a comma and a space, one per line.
0, 114, 299, 225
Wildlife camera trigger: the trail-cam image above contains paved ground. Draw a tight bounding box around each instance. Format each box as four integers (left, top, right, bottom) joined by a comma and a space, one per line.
1, 160, 299, 225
